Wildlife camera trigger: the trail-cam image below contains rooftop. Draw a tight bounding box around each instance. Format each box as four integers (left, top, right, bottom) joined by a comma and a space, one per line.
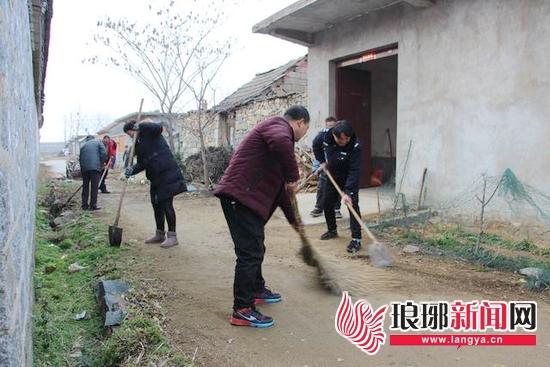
214, 55, 307, 112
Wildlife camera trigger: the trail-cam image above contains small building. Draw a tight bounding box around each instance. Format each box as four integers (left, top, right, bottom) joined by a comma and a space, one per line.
213, 55, 307, 146
254, 0, 550, 213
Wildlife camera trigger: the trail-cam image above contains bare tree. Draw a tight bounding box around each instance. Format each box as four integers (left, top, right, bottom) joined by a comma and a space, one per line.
475, 174, 503, 253
87, 0, 225, 151
63, 110, 111, 142
183, 43, 230, 187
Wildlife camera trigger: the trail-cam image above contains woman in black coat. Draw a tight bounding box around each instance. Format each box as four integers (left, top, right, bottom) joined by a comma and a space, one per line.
123, 121, 187, 248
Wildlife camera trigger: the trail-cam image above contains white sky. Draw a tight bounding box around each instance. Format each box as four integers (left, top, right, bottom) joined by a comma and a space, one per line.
41, 0, 306, 142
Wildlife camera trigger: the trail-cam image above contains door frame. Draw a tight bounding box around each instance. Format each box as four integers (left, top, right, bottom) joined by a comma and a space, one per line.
334, 44, 398, 188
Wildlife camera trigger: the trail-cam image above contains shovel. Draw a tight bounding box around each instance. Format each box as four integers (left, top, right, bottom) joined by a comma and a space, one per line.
324, 168, 393, 267
109, 99, 143, 246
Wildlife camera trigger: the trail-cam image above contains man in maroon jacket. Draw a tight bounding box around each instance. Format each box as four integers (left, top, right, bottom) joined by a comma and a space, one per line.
214, 105, 310, 328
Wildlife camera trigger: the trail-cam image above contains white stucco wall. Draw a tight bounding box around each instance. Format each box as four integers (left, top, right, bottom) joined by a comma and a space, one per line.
307, 0, 550, 209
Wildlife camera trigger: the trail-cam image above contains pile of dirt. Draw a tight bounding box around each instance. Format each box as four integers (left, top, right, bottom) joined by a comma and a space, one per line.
183, 146, 232, 185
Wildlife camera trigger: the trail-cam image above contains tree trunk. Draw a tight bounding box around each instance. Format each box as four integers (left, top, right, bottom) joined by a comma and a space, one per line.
475, 178, 488, 254
165, 119, 176, 152
198, 127, 210, 187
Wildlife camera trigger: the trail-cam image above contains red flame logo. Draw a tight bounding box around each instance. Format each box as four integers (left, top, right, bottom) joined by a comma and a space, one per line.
335, 292, 388, 355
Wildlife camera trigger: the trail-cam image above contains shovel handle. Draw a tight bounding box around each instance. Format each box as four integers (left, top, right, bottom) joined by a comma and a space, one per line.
323, 168, 377, 243
64, 185, 82, 207
113, 98, 144, 227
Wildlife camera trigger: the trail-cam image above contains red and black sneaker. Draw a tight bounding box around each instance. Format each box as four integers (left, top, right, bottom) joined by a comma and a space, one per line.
254, 288, 282, 305
230, 307, 274, 328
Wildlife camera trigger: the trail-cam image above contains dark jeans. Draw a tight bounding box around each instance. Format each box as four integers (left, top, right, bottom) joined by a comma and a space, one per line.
324, 177, 361, 239
151, 194, 176, 232
220, 197, 266, 309
99, 168, 109, 192
315, 172, 341, 211
81, 170, 100, 208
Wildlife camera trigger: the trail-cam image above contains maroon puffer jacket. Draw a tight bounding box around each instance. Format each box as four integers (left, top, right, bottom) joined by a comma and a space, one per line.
214, 116, 299, 224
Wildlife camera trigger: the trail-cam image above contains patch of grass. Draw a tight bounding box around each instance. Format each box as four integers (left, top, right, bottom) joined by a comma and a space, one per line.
33, 182, 192, 366
396, 226, 550, 291
97, 316, 189, 367
400, 231, 423, 243
33, 207, 123, 366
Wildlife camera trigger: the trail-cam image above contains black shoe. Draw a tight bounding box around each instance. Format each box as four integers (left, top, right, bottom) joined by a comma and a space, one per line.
320, 230, 338, 240
347, 239, 362, 254
100, 190, 111, 194
310, 207, 323, 217
230, 307, 274, 328
81, 205, 89, 210
89, 206, 101, 211
254, 287, 282, 305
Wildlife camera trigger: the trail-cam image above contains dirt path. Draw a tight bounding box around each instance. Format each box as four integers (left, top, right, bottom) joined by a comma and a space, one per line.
97, 181, 550, 367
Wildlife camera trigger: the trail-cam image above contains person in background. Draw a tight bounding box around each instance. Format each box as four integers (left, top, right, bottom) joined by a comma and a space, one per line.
79, 135, 107, 210
214, 105, 310, 328
123, 121, 187, 248
310, 116, 343, 219
99, 135, 116, 194
313, 120, 363, 254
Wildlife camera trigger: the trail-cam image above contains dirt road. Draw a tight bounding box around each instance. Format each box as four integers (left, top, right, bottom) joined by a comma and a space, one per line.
98, 181, 550, 367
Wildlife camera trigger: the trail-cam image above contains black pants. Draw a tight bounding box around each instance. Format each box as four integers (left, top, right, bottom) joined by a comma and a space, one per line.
152, 195, 176, 232
315, 172, 341, 210
220, 197, 266, 309
324, 178, 362, 239
81, 170, 100, 208
99, 168, 108, 192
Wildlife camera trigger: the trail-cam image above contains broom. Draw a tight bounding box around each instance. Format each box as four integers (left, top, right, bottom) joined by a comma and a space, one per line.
289, 191, 342, 295
323, 168, 393, 268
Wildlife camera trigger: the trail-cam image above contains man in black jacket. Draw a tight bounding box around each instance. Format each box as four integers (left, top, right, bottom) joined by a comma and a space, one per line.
310, 116, 343, 219
123, 121, 187, 248
312, 120, 363, 253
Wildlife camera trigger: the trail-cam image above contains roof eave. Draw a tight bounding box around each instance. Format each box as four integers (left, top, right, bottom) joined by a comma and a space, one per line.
260, 28, 314, 47
253, 0, 435, 45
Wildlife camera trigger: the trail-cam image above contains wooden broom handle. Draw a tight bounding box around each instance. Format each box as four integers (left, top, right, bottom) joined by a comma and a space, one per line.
323, 167, 377, 243
114, 98, 144, 227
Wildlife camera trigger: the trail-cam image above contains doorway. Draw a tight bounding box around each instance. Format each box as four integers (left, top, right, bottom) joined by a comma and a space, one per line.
335, 47, 398, 188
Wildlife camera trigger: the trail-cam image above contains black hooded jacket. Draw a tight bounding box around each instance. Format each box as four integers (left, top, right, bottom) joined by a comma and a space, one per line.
312, 128, 362, 196
130, 123, 187, 202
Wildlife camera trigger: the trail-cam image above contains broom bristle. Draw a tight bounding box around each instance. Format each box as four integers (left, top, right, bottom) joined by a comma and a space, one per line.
291, 193, 397, 295
299, 234, 342, 295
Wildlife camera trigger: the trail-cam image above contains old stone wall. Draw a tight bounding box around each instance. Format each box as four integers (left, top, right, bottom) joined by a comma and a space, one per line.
0, 0, 41, 365
175, 111, 219, 158
228, 93, 307, 146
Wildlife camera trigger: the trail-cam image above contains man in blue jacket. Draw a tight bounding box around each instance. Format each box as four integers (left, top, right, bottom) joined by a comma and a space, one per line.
79, 135, 107, 210
312, 120, 363, 253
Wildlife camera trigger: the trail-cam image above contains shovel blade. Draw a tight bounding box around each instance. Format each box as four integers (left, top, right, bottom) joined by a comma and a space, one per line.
368, 242, 393, 268
108, 225, 123, 247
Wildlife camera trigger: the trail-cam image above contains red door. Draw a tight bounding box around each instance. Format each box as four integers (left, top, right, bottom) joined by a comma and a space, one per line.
336, 67, 371, 187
